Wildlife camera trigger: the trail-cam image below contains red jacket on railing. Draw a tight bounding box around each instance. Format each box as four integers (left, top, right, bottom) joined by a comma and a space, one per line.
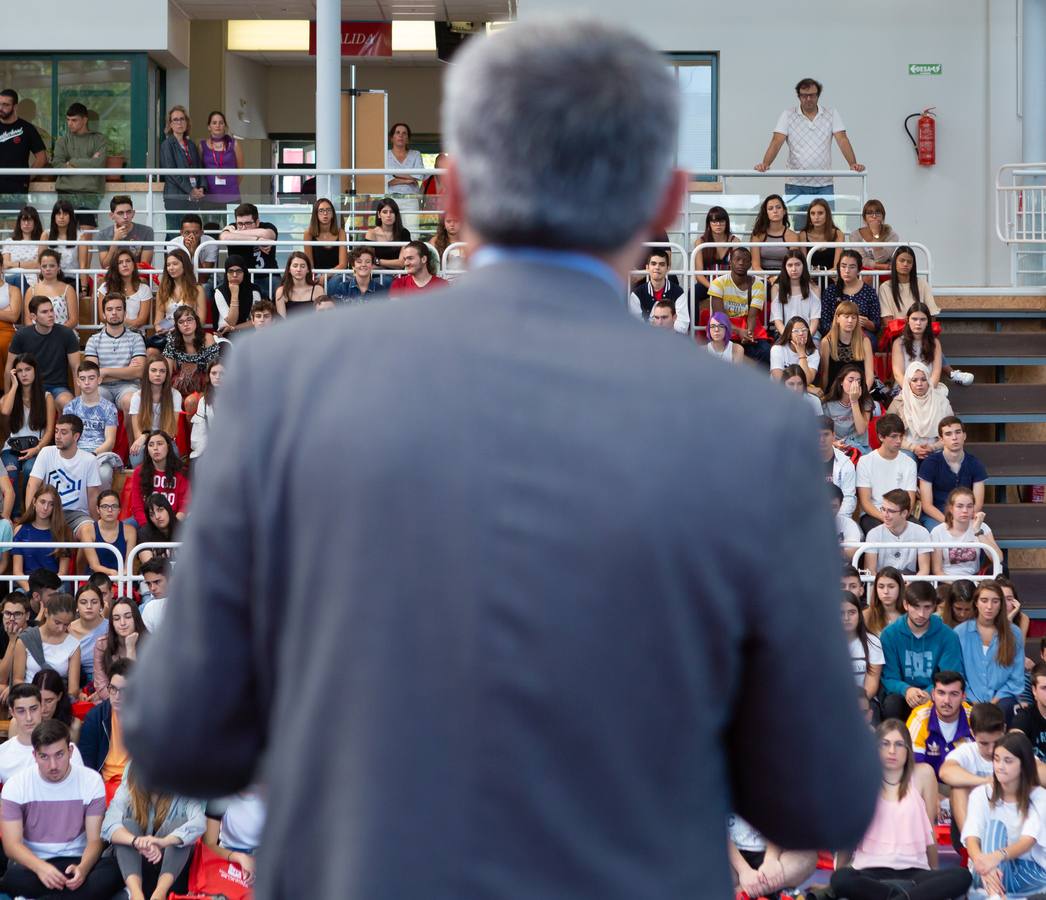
127, 467, 192, 526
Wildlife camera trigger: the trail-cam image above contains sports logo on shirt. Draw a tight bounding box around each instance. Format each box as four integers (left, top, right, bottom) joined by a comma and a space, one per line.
47, 469, 82, 506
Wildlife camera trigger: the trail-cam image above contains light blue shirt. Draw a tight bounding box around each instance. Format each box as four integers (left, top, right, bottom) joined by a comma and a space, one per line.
953, 618, 1025, 702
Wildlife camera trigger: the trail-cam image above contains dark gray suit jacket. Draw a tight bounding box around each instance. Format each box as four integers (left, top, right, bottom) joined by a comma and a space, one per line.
125, 258, 878, 899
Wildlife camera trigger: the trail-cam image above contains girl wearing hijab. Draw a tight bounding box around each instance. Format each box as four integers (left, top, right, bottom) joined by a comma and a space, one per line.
213, 254, 262, 335
887, 361, 954, 461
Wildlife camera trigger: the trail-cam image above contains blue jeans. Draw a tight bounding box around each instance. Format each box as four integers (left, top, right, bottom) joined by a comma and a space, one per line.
784, 182, 835, 211
2, 448, 32, 516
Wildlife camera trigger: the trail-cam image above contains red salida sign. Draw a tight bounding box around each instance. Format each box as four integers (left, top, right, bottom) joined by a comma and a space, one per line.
309, 21, 392, 57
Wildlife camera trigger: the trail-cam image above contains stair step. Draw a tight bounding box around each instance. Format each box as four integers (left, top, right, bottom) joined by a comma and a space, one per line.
1012, 570, 1046, 609
966, 443, 1046, 483
949, 384, 1046, 423
937, 294, 1046, 313
984, 503, 1046, 547
946, 333, 1046, 365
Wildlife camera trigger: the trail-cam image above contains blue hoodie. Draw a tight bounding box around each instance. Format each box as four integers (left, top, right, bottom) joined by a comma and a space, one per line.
880, 615, 964, 696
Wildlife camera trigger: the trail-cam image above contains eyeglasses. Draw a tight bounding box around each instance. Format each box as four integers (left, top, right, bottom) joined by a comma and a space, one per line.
708, 322, 726, 331
227, 269, 244, 276
169, 116, 187, 122
2, 611, 26, 619
798, 92, 819, 99
865, 211, 884, 218
108, 684, 125, 696
98, 503, 119, 511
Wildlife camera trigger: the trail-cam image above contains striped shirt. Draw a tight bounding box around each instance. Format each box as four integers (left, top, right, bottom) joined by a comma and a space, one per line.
1, 763, 105, 859
84, 326, 147, 391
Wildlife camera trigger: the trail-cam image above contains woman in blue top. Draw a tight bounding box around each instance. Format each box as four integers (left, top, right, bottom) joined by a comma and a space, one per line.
954, 582, 1024, 726
11, 484, 70, 589
77, 489, 137, 578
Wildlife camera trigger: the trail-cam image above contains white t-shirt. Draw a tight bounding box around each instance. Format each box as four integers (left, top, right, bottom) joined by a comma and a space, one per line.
944, 741, 994, 779
24, 632, 80, 683
0, 737, 83, 784
849, 633, 884, 684
128, 389, 183, 422
97, 281, 153, 325
28, 446, 102, 514
769, 343, 820, 373
930, 522, 994, 577
728, 814, 766, 852
0, 762, 103, 859
837, 513, 862, 546
218, 789, 267, 851
141, 596, 167, 632
865, 522, 931, 574
962, 785, 1046, 870
856, 451, 918, 509
770, 291, 820, 329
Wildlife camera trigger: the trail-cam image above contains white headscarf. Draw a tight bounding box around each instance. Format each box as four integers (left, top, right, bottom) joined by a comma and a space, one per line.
901, 360, 952, 441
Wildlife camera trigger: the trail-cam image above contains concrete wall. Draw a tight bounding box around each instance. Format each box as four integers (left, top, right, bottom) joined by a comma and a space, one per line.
6, 0, 174, 53
264, 64, 443, 135
224, 53, 269, 141
515, 0, 1021, 287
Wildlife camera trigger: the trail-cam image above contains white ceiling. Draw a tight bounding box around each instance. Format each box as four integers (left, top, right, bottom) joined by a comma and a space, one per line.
173, 0, 516, 21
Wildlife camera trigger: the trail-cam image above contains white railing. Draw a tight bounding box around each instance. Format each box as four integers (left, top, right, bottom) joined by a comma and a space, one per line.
995, 163, 1046, 286
845, 540, 1004, 602
125, 541, 179, 593
0, 541, 125, 594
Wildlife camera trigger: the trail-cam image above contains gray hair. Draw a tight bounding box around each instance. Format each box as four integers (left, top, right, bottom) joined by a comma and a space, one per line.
442, 19, 679, 253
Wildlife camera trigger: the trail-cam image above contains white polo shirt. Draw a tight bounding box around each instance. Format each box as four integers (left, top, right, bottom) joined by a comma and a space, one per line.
773, 105, 846, 186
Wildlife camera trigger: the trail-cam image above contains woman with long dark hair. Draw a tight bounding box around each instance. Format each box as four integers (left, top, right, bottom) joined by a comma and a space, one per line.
820, 248, 880, 338
780, 364, 823, 415
128, 432, 191, 528
427, 213, 466, 276
831, 719, 970, 900
0, 353, 54, 513
98, 249, 153, 332
128, 358, 181, 466
135, 493, 178, 566
154, 248, 206, 339
750, 194, 797, 278
821, 363, 873, 453
864, 567, 906, 636
996, 576, 1031, 643
364, 197, 411, 270
890, 302, 942, 387
843, 591, 883, 701
69, 582, 108, 693
163, 304, 219, 408
770, 249, 820, 338
940, 579, 976, 629
963, 731, 1046, 896
953, 582, 1023, 722
23, 249, 77, 328
302, 198, 347, 279
770, 316, 819, 385
879, 245, 938, 324
798, 197, 845, 273
48, 199, 88, 290
77, 488, 136, 578
692, 206, 739, 303
94, 596, 147, 702
275, 251, 320, 317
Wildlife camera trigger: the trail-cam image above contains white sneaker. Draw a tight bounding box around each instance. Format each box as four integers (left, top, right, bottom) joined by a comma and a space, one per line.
950, 369, 975, 385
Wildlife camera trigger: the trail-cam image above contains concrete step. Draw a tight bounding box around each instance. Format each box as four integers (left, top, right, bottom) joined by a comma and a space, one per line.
949, 383, 1046, 423
984, 503, 1046, 548
1012, 569, 1046, 609
946, 332, 1046, 365
966, 442, 1046, 484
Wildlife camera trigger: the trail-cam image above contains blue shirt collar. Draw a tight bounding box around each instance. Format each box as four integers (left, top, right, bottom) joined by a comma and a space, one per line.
470, 245, 623, 295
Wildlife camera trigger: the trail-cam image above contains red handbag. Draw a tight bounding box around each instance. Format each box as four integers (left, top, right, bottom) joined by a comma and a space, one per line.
186, 840, 254, 900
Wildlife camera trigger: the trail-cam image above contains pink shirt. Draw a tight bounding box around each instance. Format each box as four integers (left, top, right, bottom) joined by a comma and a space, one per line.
851, 788, 933, 871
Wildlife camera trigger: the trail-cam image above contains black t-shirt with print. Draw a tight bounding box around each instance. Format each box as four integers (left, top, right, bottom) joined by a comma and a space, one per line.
0, 119, 45, 193
1014, 704, 1046, 760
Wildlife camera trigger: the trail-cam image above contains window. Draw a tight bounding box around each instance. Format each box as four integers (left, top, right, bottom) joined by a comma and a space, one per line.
0, 54, 149, 166
667, 54, 717, 178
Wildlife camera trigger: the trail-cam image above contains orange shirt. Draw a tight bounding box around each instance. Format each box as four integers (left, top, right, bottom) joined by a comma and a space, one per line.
102, 709, 128, 782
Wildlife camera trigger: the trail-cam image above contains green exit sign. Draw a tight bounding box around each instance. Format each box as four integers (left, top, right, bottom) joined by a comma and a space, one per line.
909, 63, 942, 75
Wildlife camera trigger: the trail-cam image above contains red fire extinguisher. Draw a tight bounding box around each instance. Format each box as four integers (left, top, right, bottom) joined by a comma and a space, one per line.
904, 108, 936, 166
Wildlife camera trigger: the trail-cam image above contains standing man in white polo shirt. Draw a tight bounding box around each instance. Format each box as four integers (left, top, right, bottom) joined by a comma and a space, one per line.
754, 78, 864, 206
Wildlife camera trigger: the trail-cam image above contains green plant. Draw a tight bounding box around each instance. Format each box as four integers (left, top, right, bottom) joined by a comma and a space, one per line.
102, 122, 129, 158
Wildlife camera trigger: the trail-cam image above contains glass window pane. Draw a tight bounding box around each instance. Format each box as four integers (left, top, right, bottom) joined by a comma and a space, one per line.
0, 60, 54, 149
57, 58, 132, 160
674, 62, 713, 171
